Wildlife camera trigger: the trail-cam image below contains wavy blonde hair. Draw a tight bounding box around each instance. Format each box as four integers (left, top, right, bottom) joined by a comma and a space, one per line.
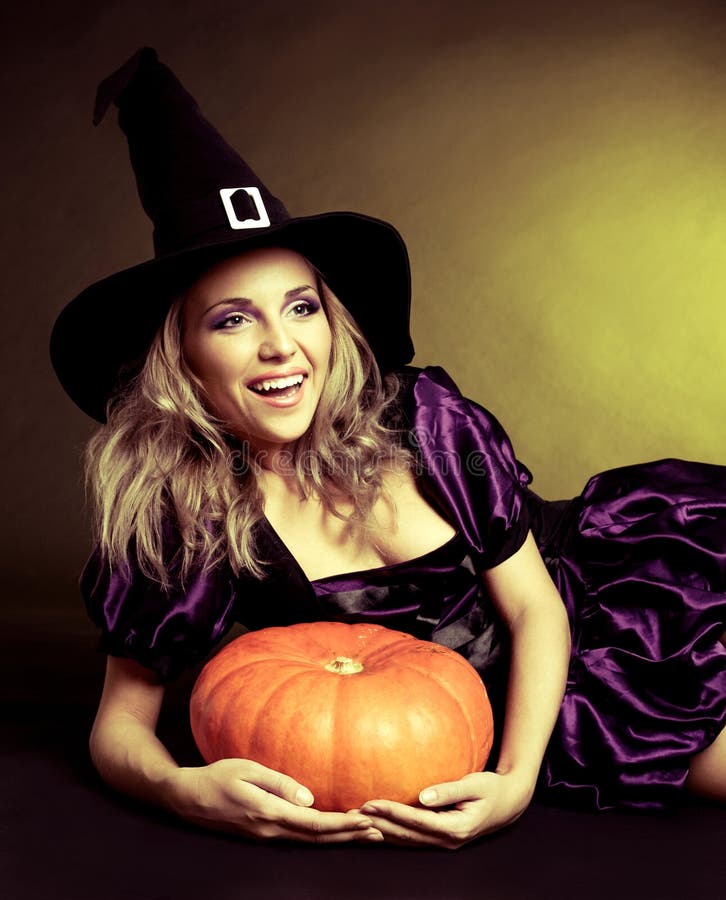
83, 260, 412, 589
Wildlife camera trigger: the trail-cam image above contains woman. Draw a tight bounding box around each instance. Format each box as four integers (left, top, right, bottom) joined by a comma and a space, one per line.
50, 49, 726, 848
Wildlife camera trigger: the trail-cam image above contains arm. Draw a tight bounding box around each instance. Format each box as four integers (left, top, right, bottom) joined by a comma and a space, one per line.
359, 531, 571, 847
89, 655, 175, 808
90, 655, 382, 843
485, 529, 571, 797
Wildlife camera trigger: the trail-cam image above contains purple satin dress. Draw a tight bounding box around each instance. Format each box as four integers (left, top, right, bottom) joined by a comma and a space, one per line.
80, 366, 726, 812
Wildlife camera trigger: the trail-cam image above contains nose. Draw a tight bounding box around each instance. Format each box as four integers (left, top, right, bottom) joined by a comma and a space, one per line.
258, 318, 296, 360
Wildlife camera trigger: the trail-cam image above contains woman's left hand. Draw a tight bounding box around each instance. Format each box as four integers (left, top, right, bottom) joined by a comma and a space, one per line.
356, 770, 534, 849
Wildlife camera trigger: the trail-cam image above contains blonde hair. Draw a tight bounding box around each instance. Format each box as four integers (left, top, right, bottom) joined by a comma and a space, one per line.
83, 263, 411, 589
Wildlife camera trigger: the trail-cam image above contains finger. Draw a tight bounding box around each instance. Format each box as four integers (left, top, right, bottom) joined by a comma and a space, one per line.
419, 773, 488, 808
361, 816, 458, 849
237, 782, 377, 833
359, 799, 462, 834
283, 825, 385, 846
228, 812, 384, 845
237, 760, 316, 807
201, 814, 384, 844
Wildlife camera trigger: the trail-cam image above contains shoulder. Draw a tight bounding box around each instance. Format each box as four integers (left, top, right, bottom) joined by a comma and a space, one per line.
392, 365, 509, 436
393, 364, 532, 485
387, 367, 534, 566
393, 364, 491, 406
389, 364, 469, 421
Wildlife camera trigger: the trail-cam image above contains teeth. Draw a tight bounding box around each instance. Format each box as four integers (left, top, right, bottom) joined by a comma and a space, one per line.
250, 373, 304, 392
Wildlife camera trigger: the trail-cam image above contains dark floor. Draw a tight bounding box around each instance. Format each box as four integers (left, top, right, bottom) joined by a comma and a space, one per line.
4, 616, 725, 900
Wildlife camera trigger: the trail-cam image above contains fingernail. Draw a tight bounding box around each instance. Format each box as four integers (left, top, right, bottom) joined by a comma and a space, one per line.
366, 830, 384, 842
420, 789, 437, 804
295, 788, 314, 805
355, 818, 374, 829
359, 804, 379, 815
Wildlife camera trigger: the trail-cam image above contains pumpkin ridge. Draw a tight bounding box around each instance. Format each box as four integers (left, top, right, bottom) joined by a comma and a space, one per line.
196, 657, 311, 710
427, 641, 494, 681
222, 634, 317, 665
393, 657, 490, 770
357, 634, 420, 669
300, 621, 367, 656
301, 621, 396, 662
239, 660, 322, 775
217, 663, 311, 763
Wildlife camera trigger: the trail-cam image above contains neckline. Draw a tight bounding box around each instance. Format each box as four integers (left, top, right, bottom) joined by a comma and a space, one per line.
309, 530, 463, 585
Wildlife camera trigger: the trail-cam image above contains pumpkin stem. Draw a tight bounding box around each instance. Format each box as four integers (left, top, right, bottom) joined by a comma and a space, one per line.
324, 656, 364, 675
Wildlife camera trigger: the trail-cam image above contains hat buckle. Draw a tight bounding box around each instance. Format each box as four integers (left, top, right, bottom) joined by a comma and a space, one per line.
220, 188, 271, 230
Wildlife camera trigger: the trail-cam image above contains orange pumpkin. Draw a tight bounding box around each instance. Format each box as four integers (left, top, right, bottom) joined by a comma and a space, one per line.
190, 621, 494, 812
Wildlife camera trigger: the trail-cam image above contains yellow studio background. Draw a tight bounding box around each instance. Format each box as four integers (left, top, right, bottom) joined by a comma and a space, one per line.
413, 36, 726, 498
233, 11, 726, 499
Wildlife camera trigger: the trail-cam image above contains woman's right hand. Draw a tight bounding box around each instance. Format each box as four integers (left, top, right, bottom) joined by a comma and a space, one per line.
169, 758, 384, 844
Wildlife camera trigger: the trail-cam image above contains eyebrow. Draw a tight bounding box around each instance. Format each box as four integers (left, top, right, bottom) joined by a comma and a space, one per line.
202, 285, 316, 316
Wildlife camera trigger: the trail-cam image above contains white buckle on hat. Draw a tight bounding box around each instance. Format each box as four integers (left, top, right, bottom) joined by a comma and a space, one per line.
219, 187, 271, 229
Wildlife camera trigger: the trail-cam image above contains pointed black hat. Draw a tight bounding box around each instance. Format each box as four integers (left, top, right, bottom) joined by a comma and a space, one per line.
50, 48, 413, 422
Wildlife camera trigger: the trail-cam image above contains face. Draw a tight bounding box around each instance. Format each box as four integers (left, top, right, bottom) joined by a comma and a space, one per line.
182, 246, 333, 462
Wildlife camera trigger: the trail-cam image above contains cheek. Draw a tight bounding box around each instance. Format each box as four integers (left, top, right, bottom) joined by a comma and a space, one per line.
184, 336, 235, 382
180, 332, 206, 380
317, 323, 333, 366
181, 345, 240, 416
320, 339, 332, 369
194, 373, 243, 423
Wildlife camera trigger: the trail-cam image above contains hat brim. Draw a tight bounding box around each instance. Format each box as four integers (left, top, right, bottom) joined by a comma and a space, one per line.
50, 212, 413, 422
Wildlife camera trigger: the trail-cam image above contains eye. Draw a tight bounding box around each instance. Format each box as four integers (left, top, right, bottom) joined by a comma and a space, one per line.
213, 312, 251, 330
287, 298, 320, 318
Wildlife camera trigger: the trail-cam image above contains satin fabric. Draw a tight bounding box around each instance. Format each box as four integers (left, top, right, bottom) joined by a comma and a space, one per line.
80, 365, 726, 810
536, 459, 726, 809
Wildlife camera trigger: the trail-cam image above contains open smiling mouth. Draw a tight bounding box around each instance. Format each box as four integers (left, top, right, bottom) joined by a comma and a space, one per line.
248, 373, 306, 399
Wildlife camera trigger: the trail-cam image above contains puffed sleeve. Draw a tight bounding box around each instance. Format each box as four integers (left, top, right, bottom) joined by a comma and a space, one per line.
409, 366, 533, 568
79, 524, 238, 682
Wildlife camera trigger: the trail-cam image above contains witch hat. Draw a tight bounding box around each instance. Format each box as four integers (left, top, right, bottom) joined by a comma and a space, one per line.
50, 47, 413, 422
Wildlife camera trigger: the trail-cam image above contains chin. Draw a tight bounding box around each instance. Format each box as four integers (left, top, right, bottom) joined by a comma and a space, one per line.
244, 423, 316, 459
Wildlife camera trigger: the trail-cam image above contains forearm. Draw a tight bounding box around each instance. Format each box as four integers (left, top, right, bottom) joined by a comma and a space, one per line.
89, 712, 182, 812
495, 600, 571, 790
